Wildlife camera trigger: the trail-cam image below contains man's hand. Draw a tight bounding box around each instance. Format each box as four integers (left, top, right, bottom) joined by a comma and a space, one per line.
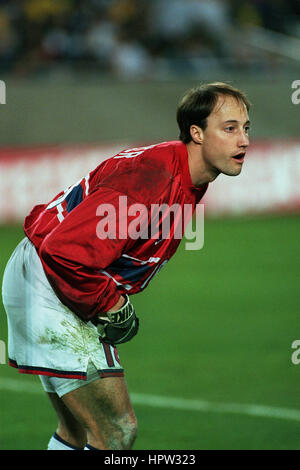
97, 295, 139, 345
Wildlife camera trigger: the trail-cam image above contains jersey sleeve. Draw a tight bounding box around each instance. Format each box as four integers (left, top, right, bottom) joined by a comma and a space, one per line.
39, 186, 143, 321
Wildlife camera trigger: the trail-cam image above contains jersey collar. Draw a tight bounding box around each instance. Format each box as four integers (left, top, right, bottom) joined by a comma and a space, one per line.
175, 141, 208, 200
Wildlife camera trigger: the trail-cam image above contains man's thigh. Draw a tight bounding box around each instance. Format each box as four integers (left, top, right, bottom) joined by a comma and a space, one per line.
61, 375, 137, 449
62, 375, 134, 424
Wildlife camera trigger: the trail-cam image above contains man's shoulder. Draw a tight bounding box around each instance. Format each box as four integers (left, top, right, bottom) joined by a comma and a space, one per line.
112, 140, 182, 164
143, 140, 184, 161
95, 141, 184, 205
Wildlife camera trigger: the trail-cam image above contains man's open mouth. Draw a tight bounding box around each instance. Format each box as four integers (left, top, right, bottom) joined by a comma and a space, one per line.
232, 152, 246, 162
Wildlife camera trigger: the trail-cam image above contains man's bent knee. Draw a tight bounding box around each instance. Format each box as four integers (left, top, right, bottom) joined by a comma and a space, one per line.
61, 376, 137, 450
115, 412, 138, 449
88, 411, 138, 450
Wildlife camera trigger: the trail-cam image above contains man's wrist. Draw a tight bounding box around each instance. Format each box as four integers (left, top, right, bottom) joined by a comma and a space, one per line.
106, 295, 126, 313
96, 294, 139, 345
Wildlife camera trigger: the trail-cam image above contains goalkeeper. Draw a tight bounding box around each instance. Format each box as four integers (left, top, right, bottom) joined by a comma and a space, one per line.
2, 82, 250, 450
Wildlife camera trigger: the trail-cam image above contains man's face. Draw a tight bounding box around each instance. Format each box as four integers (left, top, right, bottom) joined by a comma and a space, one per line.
201, 94, 250, 177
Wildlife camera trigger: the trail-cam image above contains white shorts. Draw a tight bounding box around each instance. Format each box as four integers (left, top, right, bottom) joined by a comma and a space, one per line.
2, 237, 124, 396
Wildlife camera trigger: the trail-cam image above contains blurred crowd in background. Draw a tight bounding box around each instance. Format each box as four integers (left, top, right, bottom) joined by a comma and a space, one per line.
0, 0, 300, 79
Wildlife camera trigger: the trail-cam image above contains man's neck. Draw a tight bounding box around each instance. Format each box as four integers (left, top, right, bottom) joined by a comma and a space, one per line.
186, 142, 220, 186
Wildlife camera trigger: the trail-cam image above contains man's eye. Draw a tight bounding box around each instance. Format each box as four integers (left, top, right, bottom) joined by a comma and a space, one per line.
225, 126, 234, 132
245, 127, 250, 134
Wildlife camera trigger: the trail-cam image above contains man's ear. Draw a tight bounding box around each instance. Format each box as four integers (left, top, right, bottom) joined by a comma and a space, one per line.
190, 125, 204, 144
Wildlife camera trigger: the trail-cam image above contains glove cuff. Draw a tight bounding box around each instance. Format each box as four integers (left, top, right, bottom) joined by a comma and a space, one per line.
99, 294, 134, 326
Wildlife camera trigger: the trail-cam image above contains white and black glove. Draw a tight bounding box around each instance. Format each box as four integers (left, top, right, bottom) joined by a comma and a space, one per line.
97, 295, 139, 345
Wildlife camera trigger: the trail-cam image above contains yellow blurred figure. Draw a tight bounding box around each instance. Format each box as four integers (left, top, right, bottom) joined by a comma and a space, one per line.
25, 0, 71, 23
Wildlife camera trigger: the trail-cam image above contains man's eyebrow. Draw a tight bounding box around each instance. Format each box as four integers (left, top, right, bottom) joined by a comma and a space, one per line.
223, 119, 251, 125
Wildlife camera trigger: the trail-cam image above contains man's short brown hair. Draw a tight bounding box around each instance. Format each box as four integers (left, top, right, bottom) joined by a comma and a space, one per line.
176, 82, 251, 144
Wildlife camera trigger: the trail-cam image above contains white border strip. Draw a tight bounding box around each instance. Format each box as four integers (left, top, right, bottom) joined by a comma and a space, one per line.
1, 377, 300, 423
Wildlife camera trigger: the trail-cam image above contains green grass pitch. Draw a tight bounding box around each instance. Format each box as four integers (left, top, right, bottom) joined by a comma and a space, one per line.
0, 214, 299, 450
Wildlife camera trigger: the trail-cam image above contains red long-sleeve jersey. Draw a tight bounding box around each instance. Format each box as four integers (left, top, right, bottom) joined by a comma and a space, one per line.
24, 141, 208, 321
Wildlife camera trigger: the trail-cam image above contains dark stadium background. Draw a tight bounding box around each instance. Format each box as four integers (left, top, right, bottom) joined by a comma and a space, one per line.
0, 0, 299, 450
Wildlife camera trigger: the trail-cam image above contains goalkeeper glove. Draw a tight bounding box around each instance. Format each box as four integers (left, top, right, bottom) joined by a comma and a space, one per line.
97, 295, 139, 345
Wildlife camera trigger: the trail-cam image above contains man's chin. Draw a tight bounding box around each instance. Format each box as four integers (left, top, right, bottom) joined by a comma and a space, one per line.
223, 163, 243, 177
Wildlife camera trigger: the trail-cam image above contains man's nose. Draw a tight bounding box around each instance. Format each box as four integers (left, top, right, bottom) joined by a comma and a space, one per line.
238, 130, 249, 148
